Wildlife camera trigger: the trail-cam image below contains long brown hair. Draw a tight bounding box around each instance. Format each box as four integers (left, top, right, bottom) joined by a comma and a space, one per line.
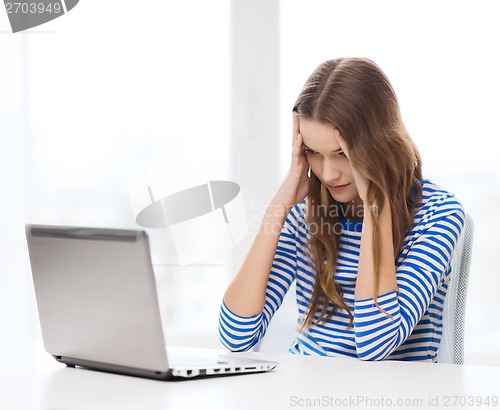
293, 57, 422, 330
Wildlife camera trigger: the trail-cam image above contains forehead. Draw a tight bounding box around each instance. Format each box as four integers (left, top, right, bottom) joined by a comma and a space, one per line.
299, 118, 341, 150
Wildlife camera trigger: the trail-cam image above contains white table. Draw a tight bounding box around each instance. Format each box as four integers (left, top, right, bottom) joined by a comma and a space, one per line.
1, 337, 499, 409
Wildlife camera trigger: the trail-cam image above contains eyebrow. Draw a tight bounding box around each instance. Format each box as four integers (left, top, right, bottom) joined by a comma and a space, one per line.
303, 143, 343, 154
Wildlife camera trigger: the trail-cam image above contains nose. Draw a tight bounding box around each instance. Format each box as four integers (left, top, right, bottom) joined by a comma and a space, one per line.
322, 159, 342, 184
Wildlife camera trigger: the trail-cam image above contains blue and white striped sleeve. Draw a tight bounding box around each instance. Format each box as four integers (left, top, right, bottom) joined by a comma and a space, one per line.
218, 204, 302, 351
353, 197, 465, 361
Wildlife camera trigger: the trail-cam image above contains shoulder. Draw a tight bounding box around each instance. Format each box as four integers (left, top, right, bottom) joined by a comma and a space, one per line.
414, 179, 465, 232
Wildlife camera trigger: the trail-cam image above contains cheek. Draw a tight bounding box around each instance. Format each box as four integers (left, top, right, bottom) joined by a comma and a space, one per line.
337, 160, 352, 177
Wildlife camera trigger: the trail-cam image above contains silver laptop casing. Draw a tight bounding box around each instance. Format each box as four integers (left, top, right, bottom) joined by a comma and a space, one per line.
26, 224, 277, 380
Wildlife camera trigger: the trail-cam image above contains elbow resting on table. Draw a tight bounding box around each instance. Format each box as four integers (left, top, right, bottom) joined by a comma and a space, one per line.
356, 349, 392, 361
355, 336, 400, 361
218, 330, 261, 352
218, 304, 265, 352
354, 320, 402, 361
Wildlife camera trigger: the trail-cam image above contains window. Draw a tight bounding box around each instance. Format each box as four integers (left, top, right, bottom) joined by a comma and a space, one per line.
1, 0, 230, 344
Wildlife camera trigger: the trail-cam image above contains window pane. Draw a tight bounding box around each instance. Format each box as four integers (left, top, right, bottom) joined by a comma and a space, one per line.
24, 0, 231, 344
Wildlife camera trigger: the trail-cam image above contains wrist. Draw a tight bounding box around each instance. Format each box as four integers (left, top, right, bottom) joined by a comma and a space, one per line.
266, 201, 292, 219
270, 193, 296, 213
256, 202, 290, 237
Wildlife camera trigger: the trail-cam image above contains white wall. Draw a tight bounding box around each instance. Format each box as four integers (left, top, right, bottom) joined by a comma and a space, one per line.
1, 0, 498, 365
0, 35, 31, 336
0, 0, 232, 346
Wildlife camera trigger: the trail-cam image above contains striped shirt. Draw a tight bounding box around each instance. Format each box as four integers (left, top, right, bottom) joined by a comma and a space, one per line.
219, 180, 465, 361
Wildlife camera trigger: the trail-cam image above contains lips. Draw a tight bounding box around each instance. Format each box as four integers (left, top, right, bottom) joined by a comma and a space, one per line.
328, 183, 350, 191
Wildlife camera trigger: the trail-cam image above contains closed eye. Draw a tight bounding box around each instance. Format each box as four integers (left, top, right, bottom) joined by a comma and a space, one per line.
304, 144, 346, 157
304, 146, 318, 155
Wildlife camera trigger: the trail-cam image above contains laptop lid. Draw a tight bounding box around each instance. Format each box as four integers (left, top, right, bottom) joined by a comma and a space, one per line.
26, 224, 170, 378
26, 224, 278, 380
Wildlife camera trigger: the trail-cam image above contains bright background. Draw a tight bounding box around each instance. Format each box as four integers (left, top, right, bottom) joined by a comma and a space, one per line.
1, 0, 499, 365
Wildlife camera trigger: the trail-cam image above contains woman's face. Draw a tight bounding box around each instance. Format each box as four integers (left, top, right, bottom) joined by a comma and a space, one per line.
299, 118, 361, 204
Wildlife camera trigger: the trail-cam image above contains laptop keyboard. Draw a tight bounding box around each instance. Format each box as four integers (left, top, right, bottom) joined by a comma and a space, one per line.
167, 353, 231, 368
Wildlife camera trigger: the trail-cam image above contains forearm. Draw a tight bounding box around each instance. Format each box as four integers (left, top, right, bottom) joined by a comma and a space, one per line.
223, 201, 290, 317
355, 200, 397, 300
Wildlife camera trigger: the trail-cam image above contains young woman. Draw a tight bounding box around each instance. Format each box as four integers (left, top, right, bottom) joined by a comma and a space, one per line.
219, 57, 465, 361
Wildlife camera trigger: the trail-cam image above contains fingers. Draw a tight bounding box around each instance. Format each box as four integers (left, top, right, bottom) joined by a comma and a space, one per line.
334, 128, 350, 159
292, 132, 302, 159
292, 114, 300, 147
292, 133, 310, 169
333, 128, 345, 144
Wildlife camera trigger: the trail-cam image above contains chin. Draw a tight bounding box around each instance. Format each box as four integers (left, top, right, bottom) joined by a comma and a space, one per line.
332, 196, 356, 204
327, 189, 357, 204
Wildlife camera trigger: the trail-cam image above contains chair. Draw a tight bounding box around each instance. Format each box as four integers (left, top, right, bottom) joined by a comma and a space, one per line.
436, 213, 474, 364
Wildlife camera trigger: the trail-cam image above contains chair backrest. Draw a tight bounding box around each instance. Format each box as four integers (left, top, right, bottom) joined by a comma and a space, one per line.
436, 213, 474, 364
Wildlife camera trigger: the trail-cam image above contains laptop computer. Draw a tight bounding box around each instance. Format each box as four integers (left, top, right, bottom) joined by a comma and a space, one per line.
25, 224, 278, 380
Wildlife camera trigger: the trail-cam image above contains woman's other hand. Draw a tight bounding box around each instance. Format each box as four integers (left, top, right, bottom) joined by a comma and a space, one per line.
272, 115, 311, 209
